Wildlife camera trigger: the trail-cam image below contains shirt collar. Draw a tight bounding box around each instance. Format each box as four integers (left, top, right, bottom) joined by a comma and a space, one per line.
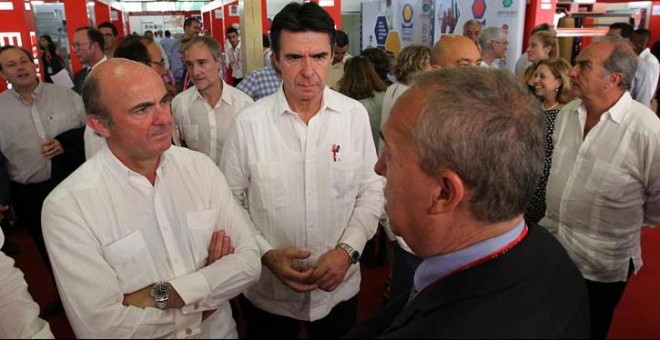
89, 56, 107, 70
413, 219, 526, 294
274, 86, 348, 117
102, 144, 171, 181
193, 79, 232, 108
9, 81, 43, 104
640, 47, 652, 59
577, 91, 631, 125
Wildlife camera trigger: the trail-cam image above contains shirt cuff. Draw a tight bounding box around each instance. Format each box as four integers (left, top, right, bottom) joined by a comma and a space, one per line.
169, 271, 210, 312
255, 234, 273, 257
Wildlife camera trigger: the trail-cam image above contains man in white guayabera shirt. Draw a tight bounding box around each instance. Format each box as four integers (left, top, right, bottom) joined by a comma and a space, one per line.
541, 37, 660, 339
220, 2, 384, 338
41, 58, 260, 338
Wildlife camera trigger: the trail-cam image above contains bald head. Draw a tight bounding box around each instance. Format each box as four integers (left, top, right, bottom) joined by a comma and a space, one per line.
83, 58, 163, 126
431, 35, 481, 68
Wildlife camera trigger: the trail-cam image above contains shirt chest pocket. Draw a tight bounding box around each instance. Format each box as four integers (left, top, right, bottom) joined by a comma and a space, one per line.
251, 162, 289, 210
186, 209, 218, 267
330, 152, 362, 202
183, 124, 200, 146
102, 230, 158, 293
584, 160, 635, 201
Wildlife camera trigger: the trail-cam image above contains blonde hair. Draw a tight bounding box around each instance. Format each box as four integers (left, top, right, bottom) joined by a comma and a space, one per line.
394, 45, 431, 85
536, 58, 573, 104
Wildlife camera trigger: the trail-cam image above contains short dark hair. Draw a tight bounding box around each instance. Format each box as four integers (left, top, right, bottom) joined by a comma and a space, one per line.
0, 45, 32, 71
76, 26, 105, 51
164, 30, 171, 38
82, 69, 112, 127
634, 28, 651, 44
335, 30, 349, 47
226, 27, 238, 35
113, 35, 150, 64
262, 34, 271, 48
269, 2, 335, 56
609, 22, 634, 39
183, 17, 200, 28
98, 22, 118, 36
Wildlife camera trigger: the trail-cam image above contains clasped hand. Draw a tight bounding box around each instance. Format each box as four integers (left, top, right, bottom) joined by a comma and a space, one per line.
263, 247, 352, 293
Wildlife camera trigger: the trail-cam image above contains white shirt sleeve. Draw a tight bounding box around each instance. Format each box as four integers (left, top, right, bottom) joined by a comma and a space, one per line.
0, 231, 54, 339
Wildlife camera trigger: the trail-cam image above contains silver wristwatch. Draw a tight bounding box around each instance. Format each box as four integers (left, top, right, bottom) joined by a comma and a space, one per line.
150, 282, 170, 310
336, 243, 360, 264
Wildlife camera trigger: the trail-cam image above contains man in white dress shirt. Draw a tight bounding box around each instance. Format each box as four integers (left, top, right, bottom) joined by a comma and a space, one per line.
172, 35, 253, 165
225, 27, 244, 86
42, 58, 261, 338
220, 2, 384, 338
542, 37, 660, 339
632, 28, 660, 109
0, 229, 54, 339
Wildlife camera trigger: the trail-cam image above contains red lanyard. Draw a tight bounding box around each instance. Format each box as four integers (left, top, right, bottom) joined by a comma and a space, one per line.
418, 225, 529, 297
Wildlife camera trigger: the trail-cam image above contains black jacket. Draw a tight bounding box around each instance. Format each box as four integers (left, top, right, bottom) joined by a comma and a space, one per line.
345, 224, 590, 339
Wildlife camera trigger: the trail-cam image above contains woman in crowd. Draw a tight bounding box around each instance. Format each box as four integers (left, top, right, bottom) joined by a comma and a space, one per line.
360, 47, 394, 86
381, 45, 432, 147
338, 56, 388, 150
38, 34, 72, 87
522, 31, 558, 93
524, 58, 573, 223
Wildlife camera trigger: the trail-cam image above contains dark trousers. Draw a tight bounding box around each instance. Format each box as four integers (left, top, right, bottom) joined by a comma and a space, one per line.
10, 180, 55, 272
584, 260, 634, 339
240, 294, 358, 339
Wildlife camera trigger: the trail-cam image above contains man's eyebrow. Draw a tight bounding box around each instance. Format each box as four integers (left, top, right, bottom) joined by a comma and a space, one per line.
129, 100, 154, 112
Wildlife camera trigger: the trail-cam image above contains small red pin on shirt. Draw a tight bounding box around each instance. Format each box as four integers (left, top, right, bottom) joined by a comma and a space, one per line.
332, 144, 341, 162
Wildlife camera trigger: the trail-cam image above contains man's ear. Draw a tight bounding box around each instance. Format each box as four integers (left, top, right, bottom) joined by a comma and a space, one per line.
430, 170, 465, 215
86, 115, 111, 138
608, 72, 624, 89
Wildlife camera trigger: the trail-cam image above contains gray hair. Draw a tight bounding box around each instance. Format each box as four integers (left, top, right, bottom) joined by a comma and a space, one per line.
594, 36, 638, 91
184, 35, 222, 61
463, 19, 482, 30
81, 71, 112, 127
409, 68, 545, 223
478, 27, 506, 51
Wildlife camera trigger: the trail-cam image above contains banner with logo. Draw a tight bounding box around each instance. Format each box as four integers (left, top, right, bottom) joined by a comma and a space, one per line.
433, 0, 526, 71
393, 0, 435, 48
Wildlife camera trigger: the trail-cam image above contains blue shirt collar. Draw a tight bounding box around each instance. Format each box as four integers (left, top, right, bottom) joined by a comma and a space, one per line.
413, 219, 526, 294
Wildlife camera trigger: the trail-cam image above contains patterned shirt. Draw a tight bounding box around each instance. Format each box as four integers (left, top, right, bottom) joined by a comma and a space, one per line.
235, 66, 282, 101
524, 107, 560, 223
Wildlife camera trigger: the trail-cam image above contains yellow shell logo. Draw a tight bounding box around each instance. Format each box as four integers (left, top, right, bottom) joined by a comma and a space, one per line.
403, 4, 413, 23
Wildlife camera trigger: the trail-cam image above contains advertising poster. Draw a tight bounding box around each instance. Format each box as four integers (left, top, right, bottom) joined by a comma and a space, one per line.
394, 0, 434, 48
361, 0, 388, 50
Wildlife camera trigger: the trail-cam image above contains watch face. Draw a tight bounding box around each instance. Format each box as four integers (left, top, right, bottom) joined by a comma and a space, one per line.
151, 284, 169, 300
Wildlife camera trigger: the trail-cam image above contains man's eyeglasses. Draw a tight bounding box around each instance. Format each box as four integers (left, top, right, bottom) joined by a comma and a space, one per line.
71, 42, 90, 50
144, 59, 166, 68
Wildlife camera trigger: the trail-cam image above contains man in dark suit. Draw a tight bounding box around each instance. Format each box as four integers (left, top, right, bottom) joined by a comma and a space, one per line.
346, 68, 590, 338
72, 27, 106, 94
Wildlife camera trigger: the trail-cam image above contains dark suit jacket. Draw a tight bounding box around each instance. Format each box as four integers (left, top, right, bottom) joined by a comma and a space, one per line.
0, 152, 8, 205
52, 126, 86, 186
346, 224, 590, 339
72, 67, 90, 95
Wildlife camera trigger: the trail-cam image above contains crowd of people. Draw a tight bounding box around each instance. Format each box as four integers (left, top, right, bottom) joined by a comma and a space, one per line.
1, 2, 660, 339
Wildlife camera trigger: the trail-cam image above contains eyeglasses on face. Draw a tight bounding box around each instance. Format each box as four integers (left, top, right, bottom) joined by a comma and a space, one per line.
72, 42, 90, 50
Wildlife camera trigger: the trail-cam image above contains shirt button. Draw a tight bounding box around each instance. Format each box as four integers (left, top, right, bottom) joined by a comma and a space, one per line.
186, 328, 192, 335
